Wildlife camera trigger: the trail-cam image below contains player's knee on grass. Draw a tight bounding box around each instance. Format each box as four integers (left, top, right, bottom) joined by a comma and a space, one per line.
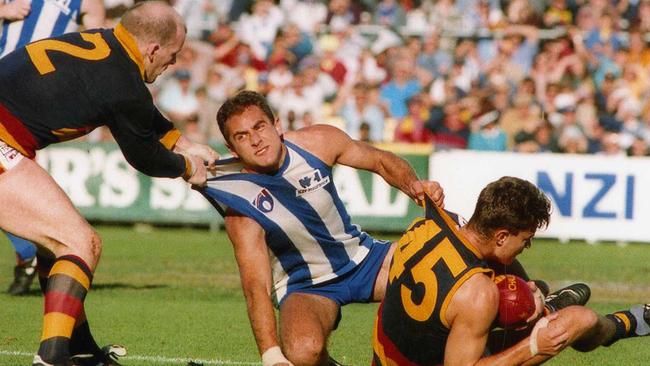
283, 335, 327, 366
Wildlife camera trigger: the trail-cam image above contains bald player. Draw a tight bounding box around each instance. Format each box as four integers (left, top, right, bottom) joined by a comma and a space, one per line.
0, 2, 218, 365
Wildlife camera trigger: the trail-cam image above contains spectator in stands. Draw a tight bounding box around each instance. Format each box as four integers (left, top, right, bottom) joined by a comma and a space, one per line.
428, 100, 470, 150
326, 0, 363, 32
505, 0, 542, 26
284, 23, 315, 64
417, 32, 452, 79
468, 110, 507, 151
468, 0, 506, 31
499, 92, 541, 148
267, 59, 294, 89
280, 0, 328, 34
585, 10, 624, 56
318, 34, 348, 85
157, 70, 200, 128
599, 131, 625, 156
394, 94, 434, 143
558, 125, 589, 154
333, 83, 386, 141
626, 28, 650, 68
174, 0, 221, 41
373, 0, 406, 28
627, 136, 650, 156
359, 121, 372, 142
543, 0, 572, 27
236, 0, 285, 60
514, 120, 559, 153
380, 56, 428, 118
632, 0, 650, 33
424, 0, 465, 33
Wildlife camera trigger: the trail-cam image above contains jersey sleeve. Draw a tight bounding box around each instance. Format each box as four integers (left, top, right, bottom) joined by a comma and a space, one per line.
151, 108, 182, 150
107, 99, 186, 178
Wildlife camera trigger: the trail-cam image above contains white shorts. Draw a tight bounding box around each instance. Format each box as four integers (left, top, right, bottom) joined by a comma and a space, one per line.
0, 140, 24, 172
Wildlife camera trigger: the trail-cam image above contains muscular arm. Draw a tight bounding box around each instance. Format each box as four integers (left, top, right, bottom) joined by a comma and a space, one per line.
225, 210, 280, 357
80, 0, 105, 29
445, 274, 566, 366
288, 125, 424, 201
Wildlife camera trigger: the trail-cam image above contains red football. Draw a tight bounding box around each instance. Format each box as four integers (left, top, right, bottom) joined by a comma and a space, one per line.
494, 274, 536, 328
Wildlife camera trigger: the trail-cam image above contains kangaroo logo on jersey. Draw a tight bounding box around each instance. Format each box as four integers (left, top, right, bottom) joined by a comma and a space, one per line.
296, 169, 330, 196
253, 189, 274, 213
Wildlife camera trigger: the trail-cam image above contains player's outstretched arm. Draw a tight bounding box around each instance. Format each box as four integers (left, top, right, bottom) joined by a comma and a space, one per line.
224, 211, 292, 366
290, 124, 444, 207
444, 274, 568, 366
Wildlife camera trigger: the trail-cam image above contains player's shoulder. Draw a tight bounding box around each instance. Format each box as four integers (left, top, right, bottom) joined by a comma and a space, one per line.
284, 124, 349, 164
458, 273, 498, 304
444, 273, 498, 332
287, 124, 348, 141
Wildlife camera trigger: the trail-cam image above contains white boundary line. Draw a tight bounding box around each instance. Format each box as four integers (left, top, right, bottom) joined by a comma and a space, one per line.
0, 350, 260, 365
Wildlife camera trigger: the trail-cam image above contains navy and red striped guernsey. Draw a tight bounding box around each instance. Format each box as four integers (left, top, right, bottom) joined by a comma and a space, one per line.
372, 198, 493, 366
0, 24, 186, 178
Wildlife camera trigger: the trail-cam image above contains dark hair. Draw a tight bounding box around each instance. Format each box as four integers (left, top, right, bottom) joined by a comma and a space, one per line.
467, 176, 551, 239
216, 90, 275, 141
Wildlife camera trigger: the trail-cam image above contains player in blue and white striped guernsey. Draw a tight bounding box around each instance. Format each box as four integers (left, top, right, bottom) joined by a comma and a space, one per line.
0, 0, 105, 57
0, 0, 105, 298
202, 91, 445, 366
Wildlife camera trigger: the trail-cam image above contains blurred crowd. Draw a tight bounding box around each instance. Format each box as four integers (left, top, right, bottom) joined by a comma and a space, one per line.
96, 0, 650, 156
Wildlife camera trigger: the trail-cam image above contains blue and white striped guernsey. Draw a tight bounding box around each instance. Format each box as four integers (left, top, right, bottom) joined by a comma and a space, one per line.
0, 0, 82, 58
202, 140, 375, 304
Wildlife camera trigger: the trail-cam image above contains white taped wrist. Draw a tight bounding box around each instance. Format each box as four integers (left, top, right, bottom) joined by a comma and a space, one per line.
262, 346, 290, 366
530, 317, 549, 356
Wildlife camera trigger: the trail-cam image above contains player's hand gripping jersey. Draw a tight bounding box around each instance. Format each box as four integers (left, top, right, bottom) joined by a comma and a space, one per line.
373, 197, 493, 366
0, 25, 186, 177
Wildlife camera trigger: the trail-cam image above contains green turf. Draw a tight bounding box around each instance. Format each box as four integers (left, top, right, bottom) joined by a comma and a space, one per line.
1, 228, 649, 365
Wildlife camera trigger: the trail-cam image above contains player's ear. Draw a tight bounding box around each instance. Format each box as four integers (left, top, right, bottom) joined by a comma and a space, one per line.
494, 229, 509, 247
273, 117, 283, 134
145, 43, 161, 62
225, 143, 238, 158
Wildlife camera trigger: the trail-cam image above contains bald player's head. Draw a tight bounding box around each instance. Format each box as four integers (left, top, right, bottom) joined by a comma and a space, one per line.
119, 1, 187, 83
120, 1, 185, 46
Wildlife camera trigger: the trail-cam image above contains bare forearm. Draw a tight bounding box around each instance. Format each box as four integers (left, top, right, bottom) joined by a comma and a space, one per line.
173, 134, 191, 152
474, 337, 533, 366
245, 287, 280, 356
375, 150, 420, 199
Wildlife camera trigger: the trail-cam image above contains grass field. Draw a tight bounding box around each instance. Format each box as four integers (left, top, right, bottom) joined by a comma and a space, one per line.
1, 226, 649, 366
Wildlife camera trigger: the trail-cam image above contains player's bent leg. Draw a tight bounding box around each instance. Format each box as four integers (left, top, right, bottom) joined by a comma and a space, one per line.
280, 293, 340, 366
0, 158, 102, 268
0, 158, 103, 365
546, 306, 599, 352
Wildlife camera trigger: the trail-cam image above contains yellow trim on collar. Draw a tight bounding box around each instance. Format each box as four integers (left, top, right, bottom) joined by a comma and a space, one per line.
113, 23, 144, 79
